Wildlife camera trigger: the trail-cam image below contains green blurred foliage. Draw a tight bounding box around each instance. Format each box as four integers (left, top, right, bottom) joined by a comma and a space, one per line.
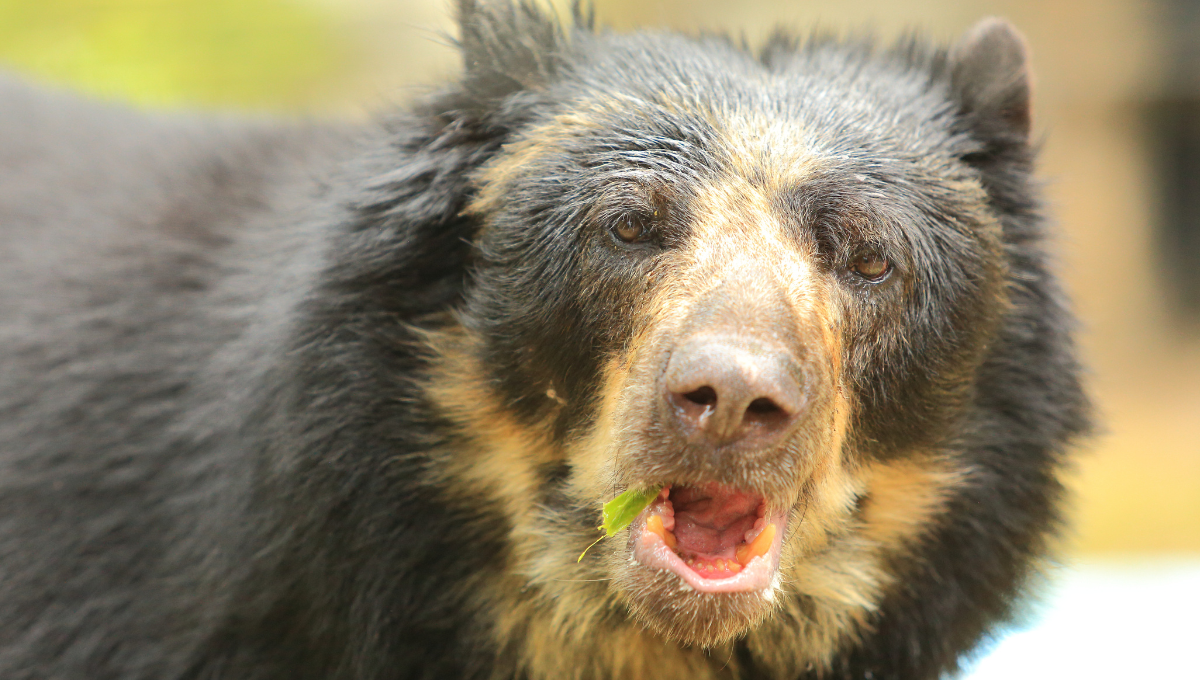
0, 0, 352, 111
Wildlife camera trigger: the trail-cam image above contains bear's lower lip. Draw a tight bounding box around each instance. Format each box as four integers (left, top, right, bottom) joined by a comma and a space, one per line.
630, 483, 786, 594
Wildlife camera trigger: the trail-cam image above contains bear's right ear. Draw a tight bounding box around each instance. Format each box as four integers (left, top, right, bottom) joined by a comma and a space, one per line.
949, 18, 1032, 146
456, 0, 568, 103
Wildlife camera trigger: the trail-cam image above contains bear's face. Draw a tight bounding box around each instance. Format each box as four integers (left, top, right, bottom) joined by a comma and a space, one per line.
421, 21, 1031, 670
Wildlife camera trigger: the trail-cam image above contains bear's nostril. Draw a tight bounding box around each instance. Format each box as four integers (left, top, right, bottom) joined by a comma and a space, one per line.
746, 397, 781, 416
683, 386, 718, 407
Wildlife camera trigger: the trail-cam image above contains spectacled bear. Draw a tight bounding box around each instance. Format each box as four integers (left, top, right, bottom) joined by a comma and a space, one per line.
0, 2, 1091, 679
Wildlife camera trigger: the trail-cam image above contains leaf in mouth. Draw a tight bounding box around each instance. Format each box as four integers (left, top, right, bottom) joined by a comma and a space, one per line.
577, 485, 664, 562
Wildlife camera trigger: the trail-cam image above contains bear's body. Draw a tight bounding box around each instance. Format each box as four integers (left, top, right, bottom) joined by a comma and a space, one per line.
0, 4, 1089, 679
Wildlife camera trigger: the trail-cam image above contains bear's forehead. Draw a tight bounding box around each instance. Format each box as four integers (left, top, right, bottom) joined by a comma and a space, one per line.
471, 34, 989, 253
553, 32, 963, 165
494, 96, 971, 228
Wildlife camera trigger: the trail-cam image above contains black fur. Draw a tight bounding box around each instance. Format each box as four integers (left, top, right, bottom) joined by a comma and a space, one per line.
0, 4, 1089, 679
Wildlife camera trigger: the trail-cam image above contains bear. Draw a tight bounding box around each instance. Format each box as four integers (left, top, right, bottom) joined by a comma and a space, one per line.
0, 2, 1091, 679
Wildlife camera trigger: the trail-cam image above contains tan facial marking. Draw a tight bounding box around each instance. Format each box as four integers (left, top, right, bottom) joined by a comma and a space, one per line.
858, 456, 968, 547
469, 107, 603, 218
747, 454, 969, 675
470, 93, 688, 220
716, 110, 822, 189
420, 326, 557, 521
565, 352, 647, 502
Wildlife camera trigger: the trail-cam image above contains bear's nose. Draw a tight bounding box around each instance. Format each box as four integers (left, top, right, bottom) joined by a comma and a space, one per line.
662, 336, 806, 450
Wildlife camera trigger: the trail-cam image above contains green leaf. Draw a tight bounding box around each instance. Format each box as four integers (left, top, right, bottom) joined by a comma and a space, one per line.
578, 484, 663, 562
601, 485, 663, 537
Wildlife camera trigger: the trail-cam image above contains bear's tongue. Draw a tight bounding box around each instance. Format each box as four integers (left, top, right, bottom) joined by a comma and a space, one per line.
670, 483, 762, 558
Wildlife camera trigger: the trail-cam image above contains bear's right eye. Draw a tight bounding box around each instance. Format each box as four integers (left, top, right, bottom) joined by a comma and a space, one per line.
849, 250, 891, 282
613, 214, 650, 244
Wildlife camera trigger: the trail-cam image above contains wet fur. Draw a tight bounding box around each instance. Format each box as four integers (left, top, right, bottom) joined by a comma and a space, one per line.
0, 3, 1089, 679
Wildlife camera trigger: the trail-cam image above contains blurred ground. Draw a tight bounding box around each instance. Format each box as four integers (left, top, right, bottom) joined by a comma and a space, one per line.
1, 0, 1196, 613
963, 557, 1200, 679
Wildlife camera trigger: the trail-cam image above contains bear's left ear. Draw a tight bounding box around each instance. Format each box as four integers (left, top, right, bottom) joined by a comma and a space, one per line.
949, 18, 1032, 145
456, 0, 568, 104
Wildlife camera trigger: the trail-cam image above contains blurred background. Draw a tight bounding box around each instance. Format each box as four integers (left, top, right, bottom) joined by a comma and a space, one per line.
2, 0, 1197, 676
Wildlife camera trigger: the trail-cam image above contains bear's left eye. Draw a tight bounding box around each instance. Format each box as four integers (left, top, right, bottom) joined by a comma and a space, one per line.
849, 250, 890, 282
613, 214, 649, 244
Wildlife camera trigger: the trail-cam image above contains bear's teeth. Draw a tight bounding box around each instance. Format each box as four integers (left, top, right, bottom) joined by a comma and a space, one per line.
735, 522, 776, 565
645, 514, 677, 549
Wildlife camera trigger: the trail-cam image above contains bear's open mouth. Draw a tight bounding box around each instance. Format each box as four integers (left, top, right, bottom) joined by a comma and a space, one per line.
630, 482, 786, 593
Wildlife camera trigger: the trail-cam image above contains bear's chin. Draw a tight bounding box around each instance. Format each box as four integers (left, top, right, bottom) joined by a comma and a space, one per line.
612, 555, 781, 648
